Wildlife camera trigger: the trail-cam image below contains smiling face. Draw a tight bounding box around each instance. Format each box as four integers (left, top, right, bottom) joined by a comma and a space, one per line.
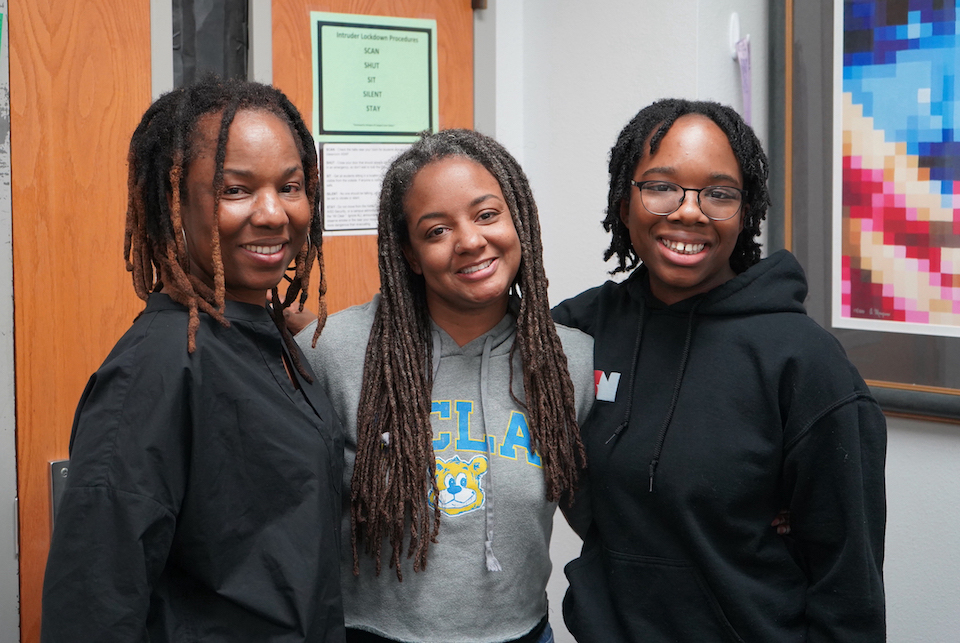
402, 156, 522, 329
179, 109, 310, 306
620, 114, 744, 305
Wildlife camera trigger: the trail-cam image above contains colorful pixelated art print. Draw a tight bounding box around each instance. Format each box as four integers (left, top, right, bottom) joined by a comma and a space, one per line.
834, 0, 960, 338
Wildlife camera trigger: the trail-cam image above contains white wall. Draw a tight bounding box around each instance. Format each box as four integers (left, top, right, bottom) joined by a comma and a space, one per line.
884, 417, 960, 641
476, 0, 768, 306
477, 2, 960, 643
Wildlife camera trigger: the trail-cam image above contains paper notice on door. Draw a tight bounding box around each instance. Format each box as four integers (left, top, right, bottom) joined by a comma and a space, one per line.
321, 142, 410, 235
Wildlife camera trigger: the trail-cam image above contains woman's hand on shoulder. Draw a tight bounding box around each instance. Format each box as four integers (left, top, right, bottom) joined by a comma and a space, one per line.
771, 510, 791, 535
283, 306, 318, 336
267, 291, 318, 336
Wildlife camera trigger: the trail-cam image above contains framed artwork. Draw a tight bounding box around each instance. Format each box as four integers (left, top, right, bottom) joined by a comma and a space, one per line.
835, 0, 960, 338
786, 0, 960, 422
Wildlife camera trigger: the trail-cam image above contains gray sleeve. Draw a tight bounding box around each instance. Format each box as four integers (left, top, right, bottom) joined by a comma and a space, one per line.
556, 325, 595, 425
294, 302, 375, 431
556, 324, 595, 539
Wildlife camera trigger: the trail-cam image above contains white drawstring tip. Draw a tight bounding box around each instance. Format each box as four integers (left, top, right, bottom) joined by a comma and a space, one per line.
484, 540, 502, 572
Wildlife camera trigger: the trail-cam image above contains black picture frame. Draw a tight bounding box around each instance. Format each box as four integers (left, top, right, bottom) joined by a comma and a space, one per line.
781, 0, 960, 424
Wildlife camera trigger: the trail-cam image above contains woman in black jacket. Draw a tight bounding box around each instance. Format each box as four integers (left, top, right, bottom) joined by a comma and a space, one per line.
41, 77, 344, 642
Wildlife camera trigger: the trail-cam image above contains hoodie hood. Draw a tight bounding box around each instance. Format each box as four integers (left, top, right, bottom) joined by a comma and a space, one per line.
429, 300, 518, 380
612, 250, 811, 490
626, 249, 809, 316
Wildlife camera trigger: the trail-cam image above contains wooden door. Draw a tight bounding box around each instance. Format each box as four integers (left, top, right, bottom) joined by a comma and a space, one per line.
12, 1, 473, 641
11, 1, 152, 640
273, 0, 474, 312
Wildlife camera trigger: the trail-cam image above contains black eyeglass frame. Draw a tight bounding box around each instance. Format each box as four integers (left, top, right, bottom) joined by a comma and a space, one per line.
630, 180, 747, 222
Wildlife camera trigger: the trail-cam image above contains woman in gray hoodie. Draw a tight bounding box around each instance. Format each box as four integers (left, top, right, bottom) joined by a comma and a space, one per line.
296, 129, 595, 643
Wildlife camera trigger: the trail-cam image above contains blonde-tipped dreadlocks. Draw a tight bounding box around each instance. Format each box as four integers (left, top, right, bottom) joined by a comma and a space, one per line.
124, 75, 327, 377
351, 129, 586, 579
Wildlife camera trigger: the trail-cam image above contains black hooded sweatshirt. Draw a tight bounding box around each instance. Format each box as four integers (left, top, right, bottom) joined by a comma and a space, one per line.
552, 250, 886, 642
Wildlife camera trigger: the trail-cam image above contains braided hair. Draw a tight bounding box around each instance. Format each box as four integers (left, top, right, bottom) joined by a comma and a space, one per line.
603, 98, 770, 275
124, 75, 326, 376
352, 129, 585, 578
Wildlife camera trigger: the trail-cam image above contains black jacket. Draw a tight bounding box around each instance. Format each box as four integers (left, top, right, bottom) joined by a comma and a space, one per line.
42, 295, 345, 642
553, 250, 886, 642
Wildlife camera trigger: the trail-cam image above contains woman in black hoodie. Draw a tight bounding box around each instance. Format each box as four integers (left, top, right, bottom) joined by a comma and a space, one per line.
553, 99, 886, 642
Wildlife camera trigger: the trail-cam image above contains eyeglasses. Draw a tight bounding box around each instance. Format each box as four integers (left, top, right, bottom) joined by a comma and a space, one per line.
630, 180, 746, 221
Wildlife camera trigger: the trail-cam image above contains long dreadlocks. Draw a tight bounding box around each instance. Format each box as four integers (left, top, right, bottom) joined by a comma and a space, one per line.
124, 76, 326, 377
603, 98, 770, 275
351, 129, 585, 578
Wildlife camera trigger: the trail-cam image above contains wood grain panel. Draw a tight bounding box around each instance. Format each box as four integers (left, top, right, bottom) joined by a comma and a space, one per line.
273, 0, 473, 312
11, 1, 151, 639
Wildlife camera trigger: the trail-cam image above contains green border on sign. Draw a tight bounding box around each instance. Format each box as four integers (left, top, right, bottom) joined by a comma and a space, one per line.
311, 11, 439, 144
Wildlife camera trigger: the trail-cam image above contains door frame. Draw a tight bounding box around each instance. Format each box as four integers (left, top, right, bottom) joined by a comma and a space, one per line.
0, 0, 19, 638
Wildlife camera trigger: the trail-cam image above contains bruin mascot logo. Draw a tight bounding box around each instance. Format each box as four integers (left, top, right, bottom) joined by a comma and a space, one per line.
429, 455, 488, 516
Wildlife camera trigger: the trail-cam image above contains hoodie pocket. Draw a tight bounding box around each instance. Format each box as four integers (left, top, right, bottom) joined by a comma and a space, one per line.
565, 545, 745, 643
563, 543, 631, 642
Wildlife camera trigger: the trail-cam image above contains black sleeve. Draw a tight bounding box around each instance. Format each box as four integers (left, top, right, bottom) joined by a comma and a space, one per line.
42, 488, 176, 642
552, 286, 603, 337
42, 336, 188, 643
782, 395, 887, 642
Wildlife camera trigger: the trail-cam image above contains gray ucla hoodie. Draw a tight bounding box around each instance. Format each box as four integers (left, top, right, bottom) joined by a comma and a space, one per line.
297, 296, 594, 643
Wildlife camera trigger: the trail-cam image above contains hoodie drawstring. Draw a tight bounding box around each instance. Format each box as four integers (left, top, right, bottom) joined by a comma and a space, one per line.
648, 303, 699, 492
606, 300, 648, 445
478, 334, 502, 571
431, 330, 442, 379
